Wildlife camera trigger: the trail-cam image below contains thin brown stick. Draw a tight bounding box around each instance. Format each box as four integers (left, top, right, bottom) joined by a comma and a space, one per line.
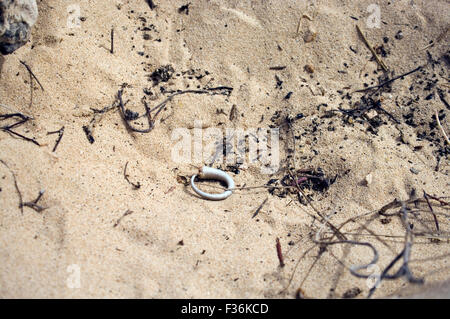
276, 237, 285, 267
423, 191, 440, 232
288, 170, 346, 241
123, 161, 141, 189
0, 113, 40, 146
113, 210, 134, 228
298, 246, 325, 291
356, 25, 388, 72
282, 244, 317, 293
22, 190, 47, 213
117, 86, 232, 134
368, 203, 424, 298
435, 110, 450, 145
0, 159, 24, 213
252, 197, 268, 218
20, 60, 44, 91
426, 194, 449, 206
110, 28, 114, 54
47, 126, 65, 152
354, 66, 422, 93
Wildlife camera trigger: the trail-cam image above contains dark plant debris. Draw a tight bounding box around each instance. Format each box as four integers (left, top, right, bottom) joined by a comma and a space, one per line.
276, 237, 285, 267
145, 0, 156, 10
268, 168, 336, 204
149, 65, 175, 86
113, 210, 134, 228
329, 95, 399, 134
178, 3, 190, 15
342, 287, 362, 299
123, 161, 141, 189
0, 159, 24, 213
47, 126, 65, 152
0, 113, 40, 146
21, 190, 47, 213
252, 197, 268, 219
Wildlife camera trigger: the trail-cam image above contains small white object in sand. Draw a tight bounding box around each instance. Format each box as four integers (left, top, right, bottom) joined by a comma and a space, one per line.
365, 173, 373, 186
191, 166, 235, 201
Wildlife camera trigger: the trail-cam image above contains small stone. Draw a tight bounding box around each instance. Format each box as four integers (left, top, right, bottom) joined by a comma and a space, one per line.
296, 288, 307, 299
364, 173, 373, 186
366, 109, 378, 119
395, 30, 404, 40
0, 0, 38, 55
303, 27, 317, 43
410, 167, 419, 175
304, 64, 314, 74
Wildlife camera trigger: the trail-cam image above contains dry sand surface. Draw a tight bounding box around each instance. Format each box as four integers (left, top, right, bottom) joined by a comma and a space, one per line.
0, 0, 449, 298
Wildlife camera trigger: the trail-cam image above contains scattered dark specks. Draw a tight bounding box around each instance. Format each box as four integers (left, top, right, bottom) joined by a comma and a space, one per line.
149, 65, 174, 85
178, 3, 190, 15
342, 287, 362, 299
145, 0, 156, 10
425, 93, 434, 100
284, 92, 293, 100
275, 75, 283, 89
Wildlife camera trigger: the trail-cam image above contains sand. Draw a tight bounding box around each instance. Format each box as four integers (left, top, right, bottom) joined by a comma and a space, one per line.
0, 0, 449, 298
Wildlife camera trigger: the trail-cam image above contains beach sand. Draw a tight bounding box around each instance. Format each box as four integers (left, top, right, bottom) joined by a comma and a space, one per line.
0, 0, 449, 298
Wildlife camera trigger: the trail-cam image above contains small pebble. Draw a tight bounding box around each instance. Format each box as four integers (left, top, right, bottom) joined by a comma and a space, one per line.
303, 28, 317, 43
366, 110, 378, 119
304, 64, 314, 73
395, 30, 404, 40
410, 167, 419, 175
365, 173, 373, 186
